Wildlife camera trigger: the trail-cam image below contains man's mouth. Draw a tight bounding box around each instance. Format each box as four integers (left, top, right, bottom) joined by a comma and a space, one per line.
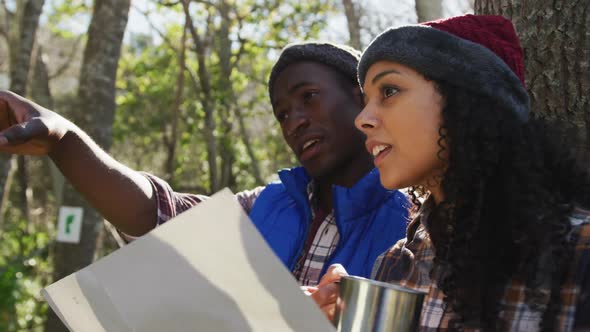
302, 139, 320, 152
298, 137, 323, 162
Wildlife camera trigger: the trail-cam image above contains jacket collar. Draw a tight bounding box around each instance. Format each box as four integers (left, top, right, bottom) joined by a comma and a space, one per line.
277, 167, 394, 221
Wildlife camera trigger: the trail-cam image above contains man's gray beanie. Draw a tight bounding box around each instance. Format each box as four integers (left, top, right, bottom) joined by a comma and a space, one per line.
268, 42, 361, 103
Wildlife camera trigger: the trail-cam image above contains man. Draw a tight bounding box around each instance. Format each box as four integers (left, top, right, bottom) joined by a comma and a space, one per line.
0, 42, 408, 286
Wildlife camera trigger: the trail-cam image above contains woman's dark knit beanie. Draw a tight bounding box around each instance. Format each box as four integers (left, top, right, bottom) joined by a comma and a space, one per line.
358, 15, 530, 121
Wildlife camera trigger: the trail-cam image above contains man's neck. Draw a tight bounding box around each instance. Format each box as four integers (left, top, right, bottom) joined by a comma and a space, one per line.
313, 155, 374, 212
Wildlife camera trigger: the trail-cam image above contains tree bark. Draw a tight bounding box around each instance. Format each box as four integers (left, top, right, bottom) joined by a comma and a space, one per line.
29, 46, 59, 227
234, 102, 264, 185
44, 1, 130, 331
0, 0, 45, 223
182, 0, 219, 193
217, 0, 236, 189
475, 0, 590, 166
8, 0, 44, 96
164, 19, 187, 183
415, 0, 442, 23
342, 0, 362, 50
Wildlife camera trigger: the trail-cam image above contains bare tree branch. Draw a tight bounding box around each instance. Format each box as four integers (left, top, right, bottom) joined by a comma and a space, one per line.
193, 0, 222, 12
0, 28, 7, 42
48, 35, 84, 80
231, 8, 246, 70
342, 0, 362, 49
0, 0, 13, 42
164, 18, 187, 181
131, 1, 202, 96
156, 0, 181, 7
0, 0, 13, 16
131, 2, 178, 52
181, 0, 219, 192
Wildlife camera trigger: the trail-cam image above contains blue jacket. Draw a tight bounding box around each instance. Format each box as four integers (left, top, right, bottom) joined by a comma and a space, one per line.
249, 167, 409, 278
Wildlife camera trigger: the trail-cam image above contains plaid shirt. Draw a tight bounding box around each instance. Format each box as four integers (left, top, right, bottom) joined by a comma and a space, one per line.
372, 198, 590, 331
292, 182, 340, 286
143, 173, 338, 287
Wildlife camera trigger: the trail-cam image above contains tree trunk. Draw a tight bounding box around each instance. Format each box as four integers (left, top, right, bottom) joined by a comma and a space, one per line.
415, 0, 443, 22
29, 46, 59, 229
29, 45, 64, 209
44, 1, 130, 331
8, 0, 44, 96
218, 1, 236, 189
0, 156, 15, 230
182, 0, 219, 193
234, 103, 264, 185
341, 0, 362, 50
475, 0, 590, 167
16, 155, 30, 221
164, 19, 187, 183
0, 0, 45, 222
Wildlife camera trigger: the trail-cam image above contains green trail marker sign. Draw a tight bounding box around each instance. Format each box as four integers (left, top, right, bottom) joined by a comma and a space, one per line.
57, 206, 84, 243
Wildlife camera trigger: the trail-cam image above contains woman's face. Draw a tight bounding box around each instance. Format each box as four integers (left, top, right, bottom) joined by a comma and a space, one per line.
355, 61, 446, 197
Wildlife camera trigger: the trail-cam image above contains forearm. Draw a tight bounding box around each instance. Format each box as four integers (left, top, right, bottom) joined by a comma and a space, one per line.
49, 124, 157, 236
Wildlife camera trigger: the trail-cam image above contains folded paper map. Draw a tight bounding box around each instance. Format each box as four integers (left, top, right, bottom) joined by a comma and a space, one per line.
42, 188, 335, 332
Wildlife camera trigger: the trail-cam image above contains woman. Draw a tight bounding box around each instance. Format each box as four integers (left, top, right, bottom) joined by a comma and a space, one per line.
312, 15, 590, 331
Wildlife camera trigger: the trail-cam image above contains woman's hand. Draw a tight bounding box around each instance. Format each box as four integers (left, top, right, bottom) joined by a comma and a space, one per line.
309, 264, 349, 322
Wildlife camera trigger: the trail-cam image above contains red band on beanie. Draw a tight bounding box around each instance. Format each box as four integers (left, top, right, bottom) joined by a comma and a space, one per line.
422, 14, 526, 86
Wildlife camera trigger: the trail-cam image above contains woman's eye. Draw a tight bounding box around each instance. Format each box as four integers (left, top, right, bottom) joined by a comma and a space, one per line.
382, 86, 399, 98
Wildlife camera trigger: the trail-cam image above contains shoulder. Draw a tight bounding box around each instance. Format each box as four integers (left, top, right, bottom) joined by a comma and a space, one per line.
570, 207, 590, 268
235, 186, 266, 214
385, 189, 412, 208
570, 206, 590, 327
373, 219, 433, 285
569, 206, 590, 254
571, 206, 590, 226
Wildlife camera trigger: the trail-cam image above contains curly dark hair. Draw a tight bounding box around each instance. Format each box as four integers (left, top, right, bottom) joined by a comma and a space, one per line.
409, 80, 590, 331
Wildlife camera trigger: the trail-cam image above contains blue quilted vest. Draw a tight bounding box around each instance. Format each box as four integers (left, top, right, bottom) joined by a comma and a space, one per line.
249, 167, 409, 278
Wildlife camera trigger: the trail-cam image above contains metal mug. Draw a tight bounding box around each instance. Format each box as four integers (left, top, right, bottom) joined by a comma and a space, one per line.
333, 276, 426, 332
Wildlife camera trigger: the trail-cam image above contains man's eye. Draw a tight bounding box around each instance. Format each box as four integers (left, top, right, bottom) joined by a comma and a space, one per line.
303, 91, 319, 103
276, 111, 288, 123
382, 86, 399, 98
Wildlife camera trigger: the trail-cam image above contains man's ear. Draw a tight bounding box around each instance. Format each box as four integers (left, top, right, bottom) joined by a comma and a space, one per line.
352, 86, 364, 107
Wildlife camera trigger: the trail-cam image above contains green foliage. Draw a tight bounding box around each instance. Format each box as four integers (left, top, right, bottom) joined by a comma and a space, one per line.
44, 0, 92, 38
112, 0, 329, 193
0, 0, 336, 329
114, 30, 207, 185
0, 211, 53, 332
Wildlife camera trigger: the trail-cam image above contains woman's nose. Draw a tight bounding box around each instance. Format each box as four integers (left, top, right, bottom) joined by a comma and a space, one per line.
355, 105, 378, 132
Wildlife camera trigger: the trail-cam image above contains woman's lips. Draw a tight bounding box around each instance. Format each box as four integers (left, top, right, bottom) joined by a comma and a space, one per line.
366, 141, 392, 166
372, 145, 392, 166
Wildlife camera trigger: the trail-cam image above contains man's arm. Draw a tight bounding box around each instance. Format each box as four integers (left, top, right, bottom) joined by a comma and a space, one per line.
50, 127, 157, 236
0, 90, 157, 236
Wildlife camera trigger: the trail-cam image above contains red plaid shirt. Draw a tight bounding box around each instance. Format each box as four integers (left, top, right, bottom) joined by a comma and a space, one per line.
372, 198, 590, 331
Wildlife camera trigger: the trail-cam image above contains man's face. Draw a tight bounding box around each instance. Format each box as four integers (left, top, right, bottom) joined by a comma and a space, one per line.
271, 62, 367, 178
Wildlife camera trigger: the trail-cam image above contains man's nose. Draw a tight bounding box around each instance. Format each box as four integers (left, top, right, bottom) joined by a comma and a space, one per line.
285, 109, 310, 137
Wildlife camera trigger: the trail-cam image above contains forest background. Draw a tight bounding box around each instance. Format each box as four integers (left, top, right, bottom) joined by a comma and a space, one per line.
0, 0, 587, 331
